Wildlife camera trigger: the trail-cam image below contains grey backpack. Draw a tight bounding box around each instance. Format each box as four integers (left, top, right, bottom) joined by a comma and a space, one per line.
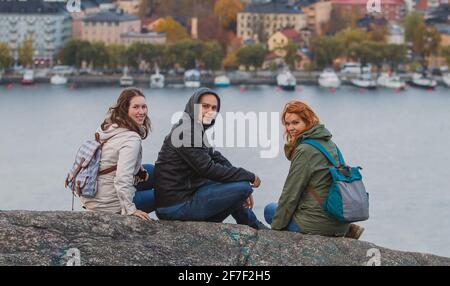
302, 139, 369, 223
65, 133, 117, 202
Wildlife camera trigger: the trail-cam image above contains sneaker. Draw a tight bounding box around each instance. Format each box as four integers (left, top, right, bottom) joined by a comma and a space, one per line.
253, 220, 270, 230
345, 224, 365, 240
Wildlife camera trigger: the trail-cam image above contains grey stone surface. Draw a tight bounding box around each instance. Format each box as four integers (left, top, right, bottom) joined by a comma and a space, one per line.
1, 211, 449, 266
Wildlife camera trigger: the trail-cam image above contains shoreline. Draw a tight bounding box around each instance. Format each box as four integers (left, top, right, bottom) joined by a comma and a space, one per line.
0, 73, 447, 88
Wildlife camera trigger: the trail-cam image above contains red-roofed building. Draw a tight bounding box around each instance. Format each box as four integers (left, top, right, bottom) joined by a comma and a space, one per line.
331, 0, 406, 21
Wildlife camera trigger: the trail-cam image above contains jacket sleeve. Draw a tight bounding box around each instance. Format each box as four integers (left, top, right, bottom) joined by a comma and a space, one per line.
271, 146, 312, 230
176, 146, 255, 183
210, 149, 233, 167
114, 137, 141, 215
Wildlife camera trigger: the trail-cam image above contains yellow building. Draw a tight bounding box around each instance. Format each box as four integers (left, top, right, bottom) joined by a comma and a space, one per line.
81, 10, 141, 45
268, 28, 301, 56
237, 1, 306, 42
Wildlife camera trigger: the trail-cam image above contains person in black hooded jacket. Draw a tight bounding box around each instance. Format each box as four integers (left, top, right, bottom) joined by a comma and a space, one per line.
154, 87, 266, 229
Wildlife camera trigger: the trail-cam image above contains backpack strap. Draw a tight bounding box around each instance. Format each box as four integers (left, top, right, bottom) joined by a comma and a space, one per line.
301, 139, 345, 166
99, 165, 117, 175
95, 132, 118, 175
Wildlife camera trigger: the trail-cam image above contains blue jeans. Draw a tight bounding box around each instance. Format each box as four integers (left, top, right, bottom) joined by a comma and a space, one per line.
156, 181, 262, 229
264, 202, 302, 232
133, 164, 156, 213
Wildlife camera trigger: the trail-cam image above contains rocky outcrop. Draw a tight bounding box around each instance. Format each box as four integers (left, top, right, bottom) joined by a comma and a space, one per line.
1, 211, 449, 266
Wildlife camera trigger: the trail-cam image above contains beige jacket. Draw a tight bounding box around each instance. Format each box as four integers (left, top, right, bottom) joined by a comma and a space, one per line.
81, 124, 142, 215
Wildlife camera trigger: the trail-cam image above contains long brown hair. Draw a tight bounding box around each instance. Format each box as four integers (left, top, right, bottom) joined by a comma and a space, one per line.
281, 100, 320, 143
101, 88, 152, 139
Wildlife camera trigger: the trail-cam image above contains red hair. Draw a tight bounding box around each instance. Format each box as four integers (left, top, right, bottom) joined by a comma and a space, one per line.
282, 101, 320, 140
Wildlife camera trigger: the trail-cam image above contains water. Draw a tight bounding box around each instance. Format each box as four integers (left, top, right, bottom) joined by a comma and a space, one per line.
1, 84, 449, 258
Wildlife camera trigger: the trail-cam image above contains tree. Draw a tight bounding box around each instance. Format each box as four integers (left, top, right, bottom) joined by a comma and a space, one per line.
311, 36, 343, 69
364, 41, 386, 73
58, 40, 94, 68
142, 44, 165, 68
77, 41, 95, 68
90, 42, 109, 69
350, 41, 386, 73
214, 0, 244, 30
324, 7, 359, 35
125, 42, 148, 69
422, 27, 441, 66
236, 44, 267, 71
368, 25, 388, 42
0, 42, 12, 69
154, 17, 189, 43
403, 12, 441, 68
106, 44, 127, 70
284, 42, 301, 70
441, 46, 450, 67
58, 40, 80, 67
223, 52, 238, 70
163, 40, 203, 69
198, 14, 228, 47
335, 28, 368, 59
201, 41, 224, 71
404, 12, 424, 44
18, 36, 33, 67
385, 44, 407, 71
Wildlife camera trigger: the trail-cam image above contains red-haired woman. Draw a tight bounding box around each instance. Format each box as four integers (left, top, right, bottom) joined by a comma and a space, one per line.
264, 100, 364, 239
81, 88, 155, 221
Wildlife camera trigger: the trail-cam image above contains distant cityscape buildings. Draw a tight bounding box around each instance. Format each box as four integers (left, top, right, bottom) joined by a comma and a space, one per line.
0, 0, 71, 65
237, 0, 307, 41
0, 0, 449, 69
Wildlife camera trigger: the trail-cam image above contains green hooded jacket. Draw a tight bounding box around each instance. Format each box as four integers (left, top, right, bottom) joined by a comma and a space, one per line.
271, 124, 350, 236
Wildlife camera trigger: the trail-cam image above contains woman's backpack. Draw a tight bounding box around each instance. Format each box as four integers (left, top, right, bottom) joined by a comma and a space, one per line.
301, 139, 369, 223
64, 133, 117, 204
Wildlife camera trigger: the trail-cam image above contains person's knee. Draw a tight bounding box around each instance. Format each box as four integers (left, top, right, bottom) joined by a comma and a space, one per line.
264, 202, 277, 224
235, 181, 253, 198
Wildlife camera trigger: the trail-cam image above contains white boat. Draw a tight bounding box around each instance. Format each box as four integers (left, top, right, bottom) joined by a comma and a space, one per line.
21, 69, 34, 85
50, 74, 67, 85
214, 75, 230, 88
350, 73, 377, 89
277, 71, 296, 91
441, 73, 450, 87
119, 67, 133, 87
184, 69, 201, 88
120, 75, 134, 87
377, 73, 406, 90
318, 68, 341, 88
150, 66, 165, 88
409, 73, 437, 89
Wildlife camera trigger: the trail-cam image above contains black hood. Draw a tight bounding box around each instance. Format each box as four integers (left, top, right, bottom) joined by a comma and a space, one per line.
183, 87, 221, 130
168, 87, 221, 148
